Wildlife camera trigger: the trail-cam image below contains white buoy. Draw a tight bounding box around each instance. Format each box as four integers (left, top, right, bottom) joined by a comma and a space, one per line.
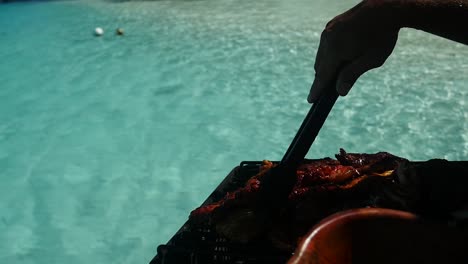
94, 27, 104, 36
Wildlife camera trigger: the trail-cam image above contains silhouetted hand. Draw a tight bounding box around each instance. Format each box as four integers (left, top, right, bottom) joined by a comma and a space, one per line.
308, 0, 399, 103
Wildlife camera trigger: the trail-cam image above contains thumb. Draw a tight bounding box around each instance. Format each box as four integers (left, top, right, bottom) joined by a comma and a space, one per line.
336, 53, 384, 96
336, 34, 397, 96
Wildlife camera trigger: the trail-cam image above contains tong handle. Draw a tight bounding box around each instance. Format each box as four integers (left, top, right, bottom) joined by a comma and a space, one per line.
280, 87, 339, 169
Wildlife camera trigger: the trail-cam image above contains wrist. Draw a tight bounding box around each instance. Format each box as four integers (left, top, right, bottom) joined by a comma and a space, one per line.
375, 0, 468, 44
363, 0, 407, 31
380, 0, 430, 30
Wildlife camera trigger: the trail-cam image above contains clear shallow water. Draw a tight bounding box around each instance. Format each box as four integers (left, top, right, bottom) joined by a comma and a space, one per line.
0, 0, 466, 263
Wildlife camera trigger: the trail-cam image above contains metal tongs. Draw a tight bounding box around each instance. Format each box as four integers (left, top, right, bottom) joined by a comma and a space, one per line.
260, 82, 340, 200
281, 84, 339, 169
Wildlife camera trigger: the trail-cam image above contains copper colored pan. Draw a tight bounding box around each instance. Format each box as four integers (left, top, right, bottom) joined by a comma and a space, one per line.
288, 208, 468, 264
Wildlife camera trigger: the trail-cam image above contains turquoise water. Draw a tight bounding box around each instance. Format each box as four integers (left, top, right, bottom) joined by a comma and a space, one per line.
0, 0, 467, 263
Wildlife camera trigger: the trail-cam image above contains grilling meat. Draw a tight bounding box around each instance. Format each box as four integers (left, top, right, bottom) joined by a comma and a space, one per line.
189, 149, 468, 248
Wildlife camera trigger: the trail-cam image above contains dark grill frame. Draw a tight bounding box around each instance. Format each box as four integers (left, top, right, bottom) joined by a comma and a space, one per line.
149, 161, 293, 264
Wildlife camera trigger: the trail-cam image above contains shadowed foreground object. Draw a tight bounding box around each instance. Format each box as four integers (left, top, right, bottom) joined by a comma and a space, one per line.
289, 208, 468, 264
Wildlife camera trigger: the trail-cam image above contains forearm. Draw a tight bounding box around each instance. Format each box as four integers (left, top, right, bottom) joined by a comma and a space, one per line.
385, 0, 468, 44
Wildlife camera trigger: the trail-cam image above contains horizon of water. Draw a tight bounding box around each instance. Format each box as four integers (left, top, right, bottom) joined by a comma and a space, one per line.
0, 0, 467, 263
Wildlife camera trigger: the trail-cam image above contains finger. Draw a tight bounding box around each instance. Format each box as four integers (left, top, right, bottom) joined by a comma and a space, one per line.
335, 49, 388, 96
309, 59, 341, 103
335, 57, 375, 96
308, 75, 323, 103
308, 33, 340, 103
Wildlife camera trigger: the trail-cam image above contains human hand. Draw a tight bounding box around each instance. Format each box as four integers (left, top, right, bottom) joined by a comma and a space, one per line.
308, 0, 400, 103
